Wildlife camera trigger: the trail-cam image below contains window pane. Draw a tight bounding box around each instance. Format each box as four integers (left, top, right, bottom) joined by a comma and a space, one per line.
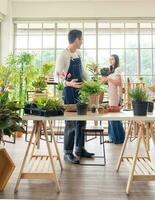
98, 50, 110, 66
29, 50, 42, 66
126, 49, 138, 76
140, 49, 152, 75
70, 23, 83, 29
16, 36, 28, 49
84, 50, 96, 64
29, 36, 42, 49
57, 23, 69, 35
84, 35, 96, 48
111, 35, 124, 48
57, 35, 68, 48
140, 23, 152, 34
98, 35, 110, 48
84, 23, 96, 34
125, 35, 138, 48
43, 35, 55, 48
140, 35, 152, 48
98, 23, 110, 34
42, 50, 55, 64
111, 23, 124, 34
125, 23, 138, 34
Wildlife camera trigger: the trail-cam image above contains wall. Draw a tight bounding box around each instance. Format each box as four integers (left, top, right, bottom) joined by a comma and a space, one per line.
0, 0, 8, 16
12, 1, 155, 19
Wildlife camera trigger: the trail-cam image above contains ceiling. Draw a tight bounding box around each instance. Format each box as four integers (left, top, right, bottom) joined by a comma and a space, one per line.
11, 0, 152, 2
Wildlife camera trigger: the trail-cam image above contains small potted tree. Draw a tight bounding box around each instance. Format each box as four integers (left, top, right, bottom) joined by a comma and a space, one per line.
81, 81, 104, 109
129, 86, 148, 116
76, 90, 89, 115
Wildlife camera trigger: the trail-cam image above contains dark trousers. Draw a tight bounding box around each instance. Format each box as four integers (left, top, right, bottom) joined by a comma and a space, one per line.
64, 120, 86, 154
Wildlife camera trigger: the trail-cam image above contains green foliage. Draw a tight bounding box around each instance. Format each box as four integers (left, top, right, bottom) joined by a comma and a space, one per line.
77, 90, 89, 105
86, 63, 100, 81
34, 97, 64, 111
0, 92, 24, 138
100, 67, 110, 76
81, 81, 104, 95
56, 82, 65, 91
41, 63, 55, 77
128, 86, 148, 102
32, 77, 47, 92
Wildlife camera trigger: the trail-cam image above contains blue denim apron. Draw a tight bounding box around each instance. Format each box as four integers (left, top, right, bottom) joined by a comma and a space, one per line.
63, 56, 86, 154
64, 56, 82, 104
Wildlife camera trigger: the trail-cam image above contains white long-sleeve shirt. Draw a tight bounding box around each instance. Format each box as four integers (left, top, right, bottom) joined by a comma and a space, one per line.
54, 48, 90, 82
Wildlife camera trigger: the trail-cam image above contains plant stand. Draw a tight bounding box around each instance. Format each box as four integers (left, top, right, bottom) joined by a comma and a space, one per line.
14, 120, 63, 193
116, 121, 155, 194
0, 146, 15, 191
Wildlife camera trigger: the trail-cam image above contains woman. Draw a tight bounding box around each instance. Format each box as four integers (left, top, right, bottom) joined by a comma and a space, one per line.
101, 54, 125, 144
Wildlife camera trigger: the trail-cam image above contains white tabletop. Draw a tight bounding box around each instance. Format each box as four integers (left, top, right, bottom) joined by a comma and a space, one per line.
23, 111, 155, 122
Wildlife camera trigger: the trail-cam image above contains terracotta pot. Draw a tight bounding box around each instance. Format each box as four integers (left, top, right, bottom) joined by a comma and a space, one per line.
88, 94, 99, 110
99, 92, 104, 104
16, 131, 23, 138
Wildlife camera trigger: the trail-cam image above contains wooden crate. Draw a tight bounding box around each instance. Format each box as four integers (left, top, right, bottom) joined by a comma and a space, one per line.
0, 147, 15, 191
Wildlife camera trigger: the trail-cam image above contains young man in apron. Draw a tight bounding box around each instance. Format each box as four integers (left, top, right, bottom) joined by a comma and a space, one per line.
55, 30, 94, 164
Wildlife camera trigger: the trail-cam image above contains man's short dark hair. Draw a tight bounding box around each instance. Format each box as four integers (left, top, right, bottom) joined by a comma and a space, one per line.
68, 29, 82, 44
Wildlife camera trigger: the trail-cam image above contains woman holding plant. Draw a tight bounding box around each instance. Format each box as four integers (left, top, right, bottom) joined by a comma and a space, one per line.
101, 54, 125, 144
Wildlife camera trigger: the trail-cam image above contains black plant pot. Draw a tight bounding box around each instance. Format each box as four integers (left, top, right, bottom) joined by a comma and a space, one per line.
132, 101, 148, 116
76, 103, 88, 115
148, 102, 154, 113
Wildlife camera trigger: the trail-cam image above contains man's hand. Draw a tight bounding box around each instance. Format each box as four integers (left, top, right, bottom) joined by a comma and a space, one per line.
66, 81, 82, 88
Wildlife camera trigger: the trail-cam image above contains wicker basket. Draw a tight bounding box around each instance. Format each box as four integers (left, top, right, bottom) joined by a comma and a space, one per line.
64, 104, 77, 112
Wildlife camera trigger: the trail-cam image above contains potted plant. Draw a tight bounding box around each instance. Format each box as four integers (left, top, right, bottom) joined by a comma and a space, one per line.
56, 82, 65, 98
76, 90, 89, 115
128, 86, 148, 116
24, 96, 65, 117
81, 81, 104, 109
0, 92, 24, 143
100, 67, 110, 77
32, 76, 47, 93
86, 63, 100, 81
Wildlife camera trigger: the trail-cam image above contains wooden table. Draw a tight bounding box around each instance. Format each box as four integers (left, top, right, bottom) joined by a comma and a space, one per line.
14, 111, 155, 194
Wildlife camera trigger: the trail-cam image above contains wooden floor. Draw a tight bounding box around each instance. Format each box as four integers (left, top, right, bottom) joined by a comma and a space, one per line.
0, 135, 155, 200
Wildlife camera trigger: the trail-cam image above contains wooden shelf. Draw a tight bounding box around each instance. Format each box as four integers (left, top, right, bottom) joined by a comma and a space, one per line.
0, 147, 15, 191
123, 157, 155, 181
21, 155, 58, 180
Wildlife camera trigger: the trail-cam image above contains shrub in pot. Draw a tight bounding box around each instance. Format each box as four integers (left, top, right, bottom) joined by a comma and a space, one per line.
81, 81, 105, 109
76, 91, 89, 115
128, 86, 148, 116
32, 76, 47, 93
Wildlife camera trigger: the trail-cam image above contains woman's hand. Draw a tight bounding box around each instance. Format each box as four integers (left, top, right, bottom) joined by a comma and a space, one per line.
101, 76, 108, 83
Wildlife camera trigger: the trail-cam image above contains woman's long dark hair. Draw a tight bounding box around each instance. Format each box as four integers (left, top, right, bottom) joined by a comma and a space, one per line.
110, 54, 119, 73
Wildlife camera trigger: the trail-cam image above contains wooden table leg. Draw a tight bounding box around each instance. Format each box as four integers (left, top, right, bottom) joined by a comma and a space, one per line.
116, 121, 133, 172
48, 120, 63, 170
14, 123, 36, 193
126, 125, 143, 194
42, 121, 60, 193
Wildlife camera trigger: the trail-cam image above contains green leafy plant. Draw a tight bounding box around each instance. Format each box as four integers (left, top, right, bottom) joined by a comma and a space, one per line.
34, 96, 64, 111
86, 63, 100, 81
32, 77, 47, 92
41, 63, 55, 77
77, 90, 89, 105
128, 86, 148, 102
0, 92, 24, 140
56, 82, 65, 91
81, 81, 104, 95
100, 67, 110, 77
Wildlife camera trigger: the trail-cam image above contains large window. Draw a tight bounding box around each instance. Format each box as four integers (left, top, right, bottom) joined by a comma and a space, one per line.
14, 20, 155, 85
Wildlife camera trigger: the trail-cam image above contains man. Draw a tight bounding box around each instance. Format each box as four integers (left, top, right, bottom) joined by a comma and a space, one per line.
55, 29, 94, 164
